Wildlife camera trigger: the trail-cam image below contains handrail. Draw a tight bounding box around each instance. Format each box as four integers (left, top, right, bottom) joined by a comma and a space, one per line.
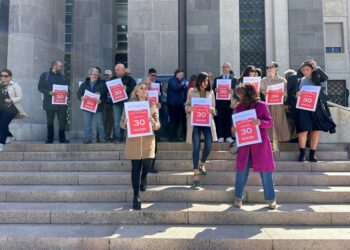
327, 101, 350, 112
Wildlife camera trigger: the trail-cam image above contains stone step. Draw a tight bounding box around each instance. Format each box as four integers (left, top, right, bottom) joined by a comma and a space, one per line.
0, 151, 347, 161
0, 202, 348, 226
0, 171, 349, 186
0, 185, 349, 203
0, 224, 349, 250
6, 142, 349, 152
0, 160, 349, 172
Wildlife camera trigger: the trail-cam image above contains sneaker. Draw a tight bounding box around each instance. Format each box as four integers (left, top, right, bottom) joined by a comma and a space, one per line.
218, 137, 224, 143
6, 136, 16, 144
226, 137, 233, 143
234, 198, 243, 208
82, 139, 92, 144
0, 144, 5, 152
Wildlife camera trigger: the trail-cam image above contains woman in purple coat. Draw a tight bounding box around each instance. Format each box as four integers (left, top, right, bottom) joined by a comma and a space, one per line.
232, 83, 277, 209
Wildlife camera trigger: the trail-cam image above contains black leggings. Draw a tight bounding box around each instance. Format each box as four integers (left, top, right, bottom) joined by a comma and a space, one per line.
131, 159, 152, 197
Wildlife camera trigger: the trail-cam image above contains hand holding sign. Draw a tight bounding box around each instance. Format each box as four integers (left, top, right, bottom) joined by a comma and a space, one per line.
52, 84, 68, 105
190, 97, 212, 127
296, 85, 321, 111
266, 83, 284, 105
106, 79, 128, 103
80, 90, 100, 113
216, 79, 231, 100
232, 109, 262, 147
124, 101, 153, 138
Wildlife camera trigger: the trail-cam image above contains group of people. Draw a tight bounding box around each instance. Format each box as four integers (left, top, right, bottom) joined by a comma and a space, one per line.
0, 58, 336, 211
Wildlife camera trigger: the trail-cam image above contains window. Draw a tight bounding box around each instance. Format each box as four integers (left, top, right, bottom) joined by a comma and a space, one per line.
114, 1, 128, 66
325, 23, 344, 54
327, 80, 348, 106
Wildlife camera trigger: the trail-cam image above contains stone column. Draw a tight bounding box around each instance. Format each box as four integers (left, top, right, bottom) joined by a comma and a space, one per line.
7, 0, 65, 140
220, 0, 240, 76
0, 0, 9, 69
70, 0, 114, 138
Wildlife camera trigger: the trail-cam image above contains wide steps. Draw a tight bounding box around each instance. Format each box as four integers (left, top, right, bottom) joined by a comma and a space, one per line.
0, 202, 348, 226
0, 185, 349, 203
0, 171, 349, 186
0, 224, 349, 250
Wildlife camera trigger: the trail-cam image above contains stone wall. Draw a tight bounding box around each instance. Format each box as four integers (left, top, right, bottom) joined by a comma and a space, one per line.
70, 0, 114, 138
186, 0, 220, 77
7, 0, 65, 140
128, 0, 179, 78
0, 0, 9, 70
288, 0, 325, 70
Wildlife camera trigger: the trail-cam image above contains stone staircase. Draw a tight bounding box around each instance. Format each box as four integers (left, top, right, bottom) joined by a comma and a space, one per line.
0, 142, 349, 250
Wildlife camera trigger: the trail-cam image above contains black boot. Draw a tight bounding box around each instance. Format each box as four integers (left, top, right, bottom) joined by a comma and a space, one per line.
309, 149, 318, 162
298, 148, 305, 162
149, 167, 158, 173
133, 195, 141, 210
140, 178, 147, 192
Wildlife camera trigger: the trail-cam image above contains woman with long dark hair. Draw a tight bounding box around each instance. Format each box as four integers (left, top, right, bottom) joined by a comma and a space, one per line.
185, 72, 217, 188
232, 83, 276, 209
296, 60, 336, 162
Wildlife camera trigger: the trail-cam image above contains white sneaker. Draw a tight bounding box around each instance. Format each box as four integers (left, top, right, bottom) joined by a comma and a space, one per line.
218, 137, 224, 143
226, 137, 234, 143
0, 144, 5, 152
6, 136, 16, 144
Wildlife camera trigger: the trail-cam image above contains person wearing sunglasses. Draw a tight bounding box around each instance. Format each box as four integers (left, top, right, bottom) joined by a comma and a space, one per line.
0, 69, 26, 152
260, 62, 290, 151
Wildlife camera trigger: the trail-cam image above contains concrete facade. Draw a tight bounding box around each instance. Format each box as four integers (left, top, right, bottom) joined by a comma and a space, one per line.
0, 0, 9, 70
7, 0, 65, 140
1, 0, 349, 140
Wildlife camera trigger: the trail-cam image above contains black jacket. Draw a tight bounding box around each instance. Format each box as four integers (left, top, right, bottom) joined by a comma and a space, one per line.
38, 71, 69, 111
110, 75, 137, 105
77, 79, 107, 112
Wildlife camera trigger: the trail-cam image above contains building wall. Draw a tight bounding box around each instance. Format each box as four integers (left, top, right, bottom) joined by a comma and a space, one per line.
0, 0, 9, 70
323, 0, 350, 105
186, 0, 220, 77
288, 0, 325, 70
70, 0, 114, 138
128, 0, 179, 78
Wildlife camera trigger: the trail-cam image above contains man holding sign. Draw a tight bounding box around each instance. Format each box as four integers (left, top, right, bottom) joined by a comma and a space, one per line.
77, 68, 107, 144
38, 60, 70, 144
111, 64, 136, 143
120, 83, 160, 210
185, 73, 217, 188
295, 60, 336, 162
232, 83, 276, 210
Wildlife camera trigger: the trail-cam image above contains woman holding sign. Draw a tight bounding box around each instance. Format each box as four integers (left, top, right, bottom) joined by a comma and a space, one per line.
296, 61, 336, 162
232, 83, 276, 209
120, 83, 160, 210
260, 62, 290, 151
185, 72, 217, 188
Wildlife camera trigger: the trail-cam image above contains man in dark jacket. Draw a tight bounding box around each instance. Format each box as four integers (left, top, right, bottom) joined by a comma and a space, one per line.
38, 60, 70, 144
167, 68, 187, 141
112, 63, 136, 143
212, 62, 237, 143
77, 68, 108, 144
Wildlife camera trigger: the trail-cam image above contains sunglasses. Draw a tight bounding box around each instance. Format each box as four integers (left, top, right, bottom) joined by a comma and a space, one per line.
1, 75, 9, 78
266, 66, 274, 70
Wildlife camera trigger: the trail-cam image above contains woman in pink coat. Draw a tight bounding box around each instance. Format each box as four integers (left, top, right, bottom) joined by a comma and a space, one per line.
232, 83, 276, 209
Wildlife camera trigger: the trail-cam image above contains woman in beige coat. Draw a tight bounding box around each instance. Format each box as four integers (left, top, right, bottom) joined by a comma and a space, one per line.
120, 83, 160, 210
260, 62, 290, 151
185, 72, 217, 188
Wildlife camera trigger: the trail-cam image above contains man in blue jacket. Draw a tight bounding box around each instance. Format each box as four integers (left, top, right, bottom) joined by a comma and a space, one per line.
167, 69, 187, 141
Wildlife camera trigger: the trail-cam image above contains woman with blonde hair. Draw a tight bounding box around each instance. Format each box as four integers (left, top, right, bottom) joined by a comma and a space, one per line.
120, 83, 160, 210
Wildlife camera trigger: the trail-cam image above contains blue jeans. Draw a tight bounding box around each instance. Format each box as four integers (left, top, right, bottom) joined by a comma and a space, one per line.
83, 111, 105, 140
113, 103, 124, 139
192, 126, 212, 169
235, 152, 276, 201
